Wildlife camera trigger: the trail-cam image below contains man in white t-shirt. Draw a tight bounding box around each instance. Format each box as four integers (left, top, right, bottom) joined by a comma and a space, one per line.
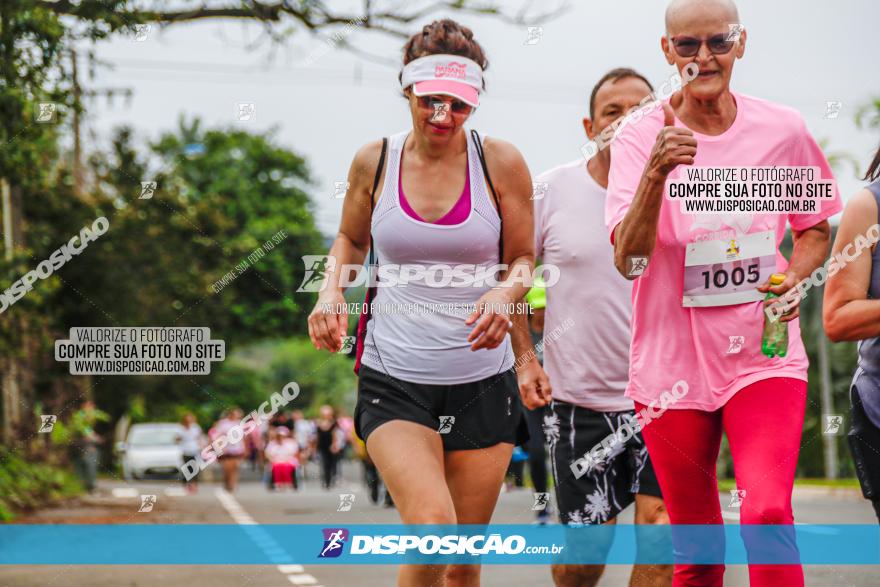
511, 68, 671, 587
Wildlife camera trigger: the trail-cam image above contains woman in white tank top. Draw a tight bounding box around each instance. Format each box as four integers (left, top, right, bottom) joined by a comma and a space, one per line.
307, 19, 535, 587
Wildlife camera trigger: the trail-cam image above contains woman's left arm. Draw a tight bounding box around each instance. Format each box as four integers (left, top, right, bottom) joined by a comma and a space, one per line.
465, 137, 535, 351
824, 189, 880, 341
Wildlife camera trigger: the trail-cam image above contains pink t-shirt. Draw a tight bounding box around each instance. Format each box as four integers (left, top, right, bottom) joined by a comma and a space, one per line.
209, 418, 246, 456
535, 160, 633, 412
265, 439, 300, 466
605, 92, 842, 411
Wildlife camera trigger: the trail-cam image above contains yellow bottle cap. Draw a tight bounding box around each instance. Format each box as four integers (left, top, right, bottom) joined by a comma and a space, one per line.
769, 273, 786, 285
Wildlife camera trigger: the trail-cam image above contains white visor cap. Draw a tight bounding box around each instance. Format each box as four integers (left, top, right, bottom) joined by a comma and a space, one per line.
400, 54, 483, 108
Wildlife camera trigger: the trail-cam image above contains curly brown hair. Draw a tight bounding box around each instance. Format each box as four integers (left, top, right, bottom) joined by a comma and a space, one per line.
399, 19, 488, 90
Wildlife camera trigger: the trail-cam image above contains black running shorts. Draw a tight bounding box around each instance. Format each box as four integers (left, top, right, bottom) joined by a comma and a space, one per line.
355, 365, 529, 451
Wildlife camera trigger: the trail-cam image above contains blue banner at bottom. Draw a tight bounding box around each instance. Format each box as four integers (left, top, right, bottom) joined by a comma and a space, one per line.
0, 524, 878, 565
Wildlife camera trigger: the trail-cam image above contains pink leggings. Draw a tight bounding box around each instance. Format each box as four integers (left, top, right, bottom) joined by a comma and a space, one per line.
635, 377, 806, 587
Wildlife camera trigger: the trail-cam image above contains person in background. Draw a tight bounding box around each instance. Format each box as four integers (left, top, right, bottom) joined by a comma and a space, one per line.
264, 426, 300, 490
209, 408, 246, 493
335, 408, 354, 480
246, 414, 265, 472
315, 405, 341, 489
292, 410, 315, 484
823, 141, 880, 522
512, 66, 671, 586
505, 445, 529, 490
69, 400, 110, 494
178, 413, 204, 494
523, 276, 552, 525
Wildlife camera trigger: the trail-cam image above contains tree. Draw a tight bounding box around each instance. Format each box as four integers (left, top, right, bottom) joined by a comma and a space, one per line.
0, 0, 565, 444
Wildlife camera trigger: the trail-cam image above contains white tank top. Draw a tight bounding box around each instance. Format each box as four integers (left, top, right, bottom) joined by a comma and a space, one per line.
361, 129, 514, 384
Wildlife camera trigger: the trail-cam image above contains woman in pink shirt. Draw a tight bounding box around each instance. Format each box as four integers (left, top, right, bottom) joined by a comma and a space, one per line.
209, 408, 246, 492
606, 1, 840, 585
265, 427, 300, 490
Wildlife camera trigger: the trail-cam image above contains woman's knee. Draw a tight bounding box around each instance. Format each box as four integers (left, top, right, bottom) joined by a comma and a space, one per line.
740, 501, 791, 525
551, 564, 605, 586
399, 502, 457, 525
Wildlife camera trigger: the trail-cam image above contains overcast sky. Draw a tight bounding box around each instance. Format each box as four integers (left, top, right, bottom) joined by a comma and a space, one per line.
81, 0, 880, 235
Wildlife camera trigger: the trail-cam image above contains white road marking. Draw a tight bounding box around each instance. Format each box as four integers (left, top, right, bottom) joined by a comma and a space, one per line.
277, 565, 304, 574
215, 489, 324, 586
111, 488, 138, 498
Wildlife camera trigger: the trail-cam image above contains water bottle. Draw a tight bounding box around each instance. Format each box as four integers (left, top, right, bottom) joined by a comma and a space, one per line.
761, 273, 789, 358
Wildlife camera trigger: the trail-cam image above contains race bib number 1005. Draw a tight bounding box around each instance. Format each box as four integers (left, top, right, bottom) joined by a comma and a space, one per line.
682, 230, 776, 307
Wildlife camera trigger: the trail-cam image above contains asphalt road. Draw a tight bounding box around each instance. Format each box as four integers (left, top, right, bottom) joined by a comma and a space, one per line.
1, 460, 877, 587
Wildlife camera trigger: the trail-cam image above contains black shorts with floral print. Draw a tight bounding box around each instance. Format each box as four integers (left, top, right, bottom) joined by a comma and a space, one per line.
544, 400, 662, 525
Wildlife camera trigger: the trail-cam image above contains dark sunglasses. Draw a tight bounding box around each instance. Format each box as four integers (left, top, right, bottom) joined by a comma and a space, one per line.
671, 33, 736, 57
417, 95, 473, 115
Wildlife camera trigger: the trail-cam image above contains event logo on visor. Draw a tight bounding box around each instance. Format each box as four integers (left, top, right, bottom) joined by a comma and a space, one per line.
434, 62, 467, 79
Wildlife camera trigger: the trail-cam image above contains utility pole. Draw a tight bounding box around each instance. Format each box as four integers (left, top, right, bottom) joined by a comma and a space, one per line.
71, 48, 83, 198
817, 285, 839, 479
69, 47, 132, 204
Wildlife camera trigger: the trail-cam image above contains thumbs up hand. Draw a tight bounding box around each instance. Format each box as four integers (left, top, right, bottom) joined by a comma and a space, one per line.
648, 102, 698, 178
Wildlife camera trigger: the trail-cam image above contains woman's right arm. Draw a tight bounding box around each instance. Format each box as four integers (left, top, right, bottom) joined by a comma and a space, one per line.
823, 188, 880, 341
613, 103, 697, 278
308, 140, 385, 352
